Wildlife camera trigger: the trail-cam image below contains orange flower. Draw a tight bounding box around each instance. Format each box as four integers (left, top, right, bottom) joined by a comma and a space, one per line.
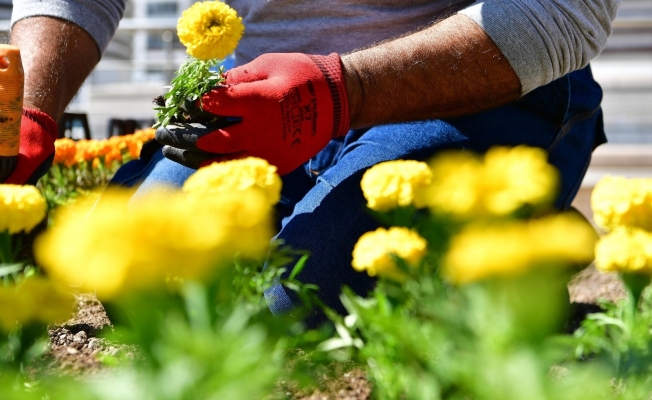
53, 138, 77, 167
126, 137, 144, 159
104, 148, 123, 165
54, 130, 156, 168
133, 128, 155, 143
74, 140, 95, 163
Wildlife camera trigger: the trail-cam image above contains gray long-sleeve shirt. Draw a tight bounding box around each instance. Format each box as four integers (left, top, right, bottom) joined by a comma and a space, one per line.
11, 0, 620, 94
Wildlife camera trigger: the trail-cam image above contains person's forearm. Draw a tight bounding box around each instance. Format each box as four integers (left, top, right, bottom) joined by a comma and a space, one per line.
342, 14, 521, 129
10, 17, 100, 121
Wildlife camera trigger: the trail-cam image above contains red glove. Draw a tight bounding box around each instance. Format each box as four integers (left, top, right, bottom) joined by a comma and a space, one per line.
5, 108, 57, 185
156, 53, 350, 175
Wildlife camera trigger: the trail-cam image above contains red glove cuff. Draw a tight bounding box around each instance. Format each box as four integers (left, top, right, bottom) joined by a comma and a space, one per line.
23, 108, 58, 142
307, 53, 350, 139
3, 108, 57, 184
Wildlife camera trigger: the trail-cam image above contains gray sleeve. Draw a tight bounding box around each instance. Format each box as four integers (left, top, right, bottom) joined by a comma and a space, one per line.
11, 0, 128, 54
459, 0, 620, 94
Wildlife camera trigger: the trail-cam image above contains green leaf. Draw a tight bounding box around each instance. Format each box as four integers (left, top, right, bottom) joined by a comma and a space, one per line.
289, 254, 310, 281
0, 264, 24, 278
153, 57, 225, 128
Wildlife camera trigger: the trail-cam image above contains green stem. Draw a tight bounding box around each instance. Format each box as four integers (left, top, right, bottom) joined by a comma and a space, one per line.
621, 273, 651, 311
0, 230, 13, 264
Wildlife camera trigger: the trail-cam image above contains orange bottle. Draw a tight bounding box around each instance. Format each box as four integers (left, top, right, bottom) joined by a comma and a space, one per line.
0, 45, 23, 183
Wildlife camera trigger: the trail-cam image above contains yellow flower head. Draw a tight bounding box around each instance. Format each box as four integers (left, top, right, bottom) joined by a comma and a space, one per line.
183, 157, 282, 205
352, 227, 427, 281
415, 146, 558, 218
177, 1, 244, 60
481, 146, 558, 215
0, 277, 74, 332
591, 176, 652, 233
595, 227, 652, 275
361, 160, 432, 212
414, 151, 483, 214
443, 213, 597, 284
0, 184, 47, 234
35, 187, 274, 299
20, 278, 75, 326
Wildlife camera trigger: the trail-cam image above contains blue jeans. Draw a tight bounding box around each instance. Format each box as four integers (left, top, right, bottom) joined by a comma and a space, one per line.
111, 66, 606, 316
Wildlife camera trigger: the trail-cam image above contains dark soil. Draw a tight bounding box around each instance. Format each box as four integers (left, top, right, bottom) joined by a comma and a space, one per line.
279, 368, 372, 400
44, 294, 136, 376
568, 264, 626, 304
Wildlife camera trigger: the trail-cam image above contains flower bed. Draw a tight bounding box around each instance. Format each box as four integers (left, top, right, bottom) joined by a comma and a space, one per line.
1, 141, 651, 399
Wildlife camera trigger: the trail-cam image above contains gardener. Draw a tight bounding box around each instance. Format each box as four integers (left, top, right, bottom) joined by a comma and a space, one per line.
10, 0, 620, 316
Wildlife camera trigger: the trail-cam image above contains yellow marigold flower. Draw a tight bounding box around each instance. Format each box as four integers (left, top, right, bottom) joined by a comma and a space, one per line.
595, 227, 652, 275
54, 138, 77, 167
481, 146, 558, 215
35, 187, 274, 299
416, 146, 558, 218
592, 176, 652, 233
0, 277, 74, 332
0, 184, 47, 234
0, 289, 30, 332
20, 278, 75, 325
183, 157, 282, 205
414, 151, 483, 214
177, 1, 244, 61
444, 213, 597, 284
352, 227, 427, 281
361, 160, 432, 212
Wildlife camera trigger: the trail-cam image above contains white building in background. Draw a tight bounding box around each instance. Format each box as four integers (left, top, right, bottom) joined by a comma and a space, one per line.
0, 0, 195, 139
0, 1, 10, 19
73, 0, 193, 139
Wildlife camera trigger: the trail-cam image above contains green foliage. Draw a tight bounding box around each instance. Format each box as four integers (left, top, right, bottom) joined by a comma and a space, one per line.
37, 164, 106, 212
5, 158, 652, 399
329, 267, 585, 400
153, 57, 225, 128
571, 283, 652, 378
309, 206, 652, 400
0, 240, 336, 400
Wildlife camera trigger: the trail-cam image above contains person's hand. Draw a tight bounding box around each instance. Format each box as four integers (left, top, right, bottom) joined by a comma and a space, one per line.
5, 108, 57, 185
156, 52, 350, 175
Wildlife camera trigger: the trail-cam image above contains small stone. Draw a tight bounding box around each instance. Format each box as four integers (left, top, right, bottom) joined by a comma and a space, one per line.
549, 365, 571, 380
66, 347, 78, 355
73, 331, 87, 343
87, 338, 100, 350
